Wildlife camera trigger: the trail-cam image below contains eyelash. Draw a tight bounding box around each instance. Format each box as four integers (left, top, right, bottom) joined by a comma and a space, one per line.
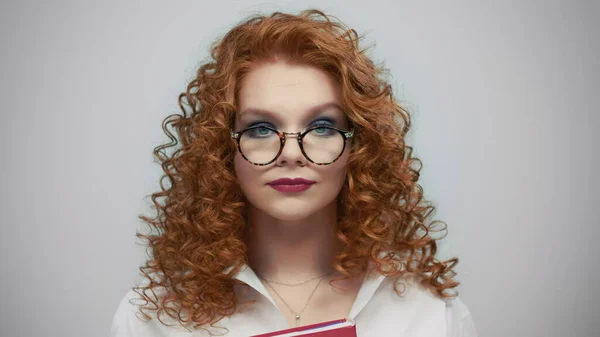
247, 118, 334, 129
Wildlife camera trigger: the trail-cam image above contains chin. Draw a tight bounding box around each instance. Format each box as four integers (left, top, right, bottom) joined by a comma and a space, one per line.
260, 202, 320, 221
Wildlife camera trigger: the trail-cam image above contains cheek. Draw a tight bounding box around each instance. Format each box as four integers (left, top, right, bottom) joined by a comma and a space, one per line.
233, 153, 255, 188
320, 156, 349, 190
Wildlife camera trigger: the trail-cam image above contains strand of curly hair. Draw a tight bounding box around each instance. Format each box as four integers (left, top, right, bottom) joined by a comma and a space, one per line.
131, 9, 460, 333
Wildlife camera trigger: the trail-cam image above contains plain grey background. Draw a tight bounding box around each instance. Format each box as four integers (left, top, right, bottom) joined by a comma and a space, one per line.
1, 1, 598, 336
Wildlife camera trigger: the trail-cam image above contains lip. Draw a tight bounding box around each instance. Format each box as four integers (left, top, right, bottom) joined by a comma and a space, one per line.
269, 184, 313, 192
267, 178, 316, 186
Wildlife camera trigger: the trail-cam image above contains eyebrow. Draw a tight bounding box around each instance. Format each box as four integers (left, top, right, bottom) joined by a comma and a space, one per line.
239, 102, 344, 124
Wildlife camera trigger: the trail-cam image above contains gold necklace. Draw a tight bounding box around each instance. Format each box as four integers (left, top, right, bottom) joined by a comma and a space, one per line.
261, 276, 325, 327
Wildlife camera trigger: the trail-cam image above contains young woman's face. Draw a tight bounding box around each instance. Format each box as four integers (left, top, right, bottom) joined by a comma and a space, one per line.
233, 61, 351, 221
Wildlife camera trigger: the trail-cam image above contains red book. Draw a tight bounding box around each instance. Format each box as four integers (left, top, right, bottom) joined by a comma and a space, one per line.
250, 318, 356, 337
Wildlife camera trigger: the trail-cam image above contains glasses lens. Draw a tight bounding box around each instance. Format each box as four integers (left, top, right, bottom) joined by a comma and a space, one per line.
303, 127, 344, 164
239, 127, 280, 164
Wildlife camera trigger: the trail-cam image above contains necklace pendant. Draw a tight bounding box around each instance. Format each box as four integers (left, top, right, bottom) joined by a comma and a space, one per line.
295, 314, 300, 320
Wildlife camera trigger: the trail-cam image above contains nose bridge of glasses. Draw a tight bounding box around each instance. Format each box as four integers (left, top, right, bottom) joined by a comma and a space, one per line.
282, 131, 302, 137
281, 131, 303, 150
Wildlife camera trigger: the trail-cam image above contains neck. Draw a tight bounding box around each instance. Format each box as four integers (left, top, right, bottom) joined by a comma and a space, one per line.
245, 199, 340, 283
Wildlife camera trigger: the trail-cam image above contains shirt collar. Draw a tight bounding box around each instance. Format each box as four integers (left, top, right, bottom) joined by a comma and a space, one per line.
221, 251, 391, 320
225, 263, 280, 309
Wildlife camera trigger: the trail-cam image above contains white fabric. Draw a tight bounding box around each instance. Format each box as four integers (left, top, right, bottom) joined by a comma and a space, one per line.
110, 263, 477, 337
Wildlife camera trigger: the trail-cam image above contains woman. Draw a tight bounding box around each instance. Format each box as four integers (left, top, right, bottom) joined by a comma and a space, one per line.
110, 9, 477, 337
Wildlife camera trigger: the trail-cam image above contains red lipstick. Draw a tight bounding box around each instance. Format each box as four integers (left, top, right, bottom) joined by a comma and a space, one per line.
267, 178, 316, 193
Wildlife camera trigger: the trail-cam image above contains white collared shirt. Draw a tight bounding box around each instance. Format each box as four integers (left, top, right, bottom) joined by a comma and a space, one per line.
110, 264, 477, 337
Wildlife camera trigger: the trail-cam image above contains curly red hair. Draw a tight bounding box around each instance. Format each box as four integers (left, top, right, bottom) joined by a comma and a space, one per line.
132, 8, 460, 331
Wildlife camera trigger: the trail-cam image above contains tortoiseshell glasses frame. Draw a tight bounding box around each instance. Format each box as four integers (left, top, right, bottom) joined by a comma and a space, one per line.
230, 125, 355, 166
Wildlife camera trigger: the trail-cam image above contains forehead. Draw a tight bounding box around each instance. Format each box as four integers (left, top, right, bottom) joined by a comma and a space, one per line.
237, 61, 342, 119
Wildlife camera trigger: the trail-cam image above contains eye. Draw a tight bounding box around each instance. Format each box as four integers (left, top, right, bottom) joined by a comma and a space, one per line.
244, 124, 277, 139
247, 121, 274, 128
311, 118, 334, 127
255, 127, 272, 136
312, 119, 333, 128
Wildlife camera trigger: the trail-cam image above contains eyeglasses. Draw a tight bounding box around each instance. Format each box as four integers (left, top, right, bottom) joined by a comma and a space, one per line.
230, 125, 355, 166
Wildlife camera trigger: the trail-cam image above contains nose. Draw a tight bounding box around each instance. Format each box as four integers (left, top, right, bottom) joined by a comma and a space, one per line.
276, 132, 308, 166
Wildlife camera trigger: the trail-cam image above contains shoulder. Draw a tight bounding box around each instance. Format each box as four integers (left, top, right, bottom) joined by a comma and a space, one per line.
374, 273, 478, 337
445, 297, 478, 337
393, 274, 478, 337
110, 283, 186, 337
110, 289, 144, 337
110, 288, 161, 337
